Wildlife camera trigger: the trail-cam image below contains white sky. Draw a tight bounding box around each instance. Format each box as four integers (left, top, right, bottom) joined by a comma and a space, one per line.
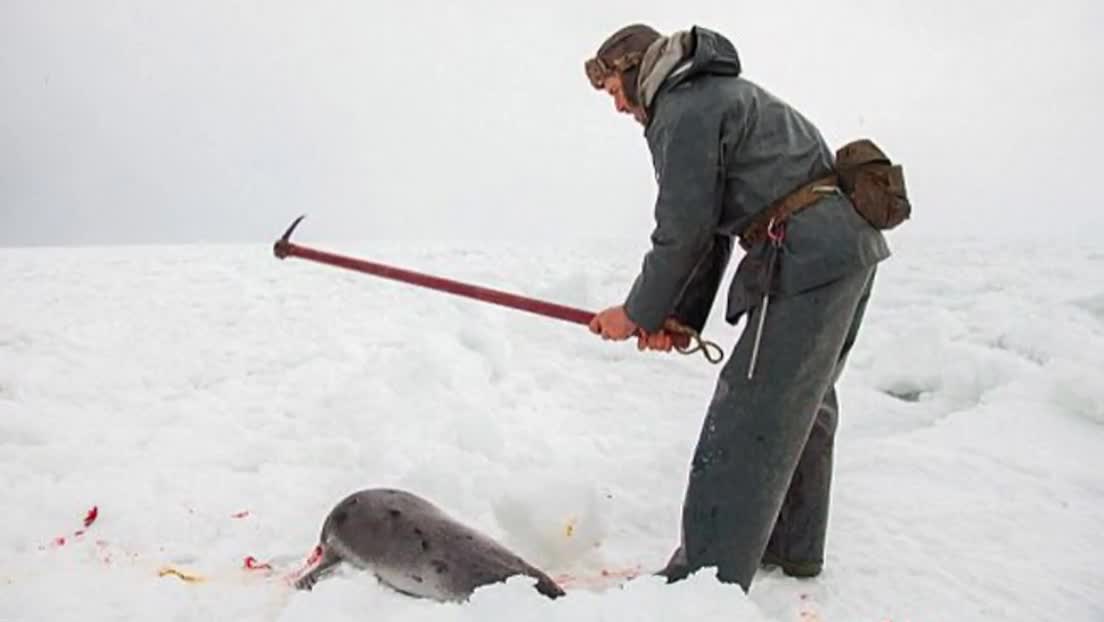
2, 0, 1101, 246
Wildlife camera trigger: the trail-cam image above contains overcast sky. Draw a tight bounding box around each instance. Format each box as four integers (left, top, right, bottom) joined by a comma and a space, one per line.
2, 0, 1101, 247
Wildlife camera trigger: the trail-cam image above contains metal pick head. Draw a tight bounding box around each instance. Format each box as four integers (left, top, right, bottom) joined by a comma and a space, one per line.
273, 214, 306, 259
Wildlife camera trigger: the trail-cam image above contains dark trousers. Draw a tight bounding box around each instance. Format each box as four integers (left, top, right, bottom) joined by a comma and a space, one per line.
663, 265, 876, 590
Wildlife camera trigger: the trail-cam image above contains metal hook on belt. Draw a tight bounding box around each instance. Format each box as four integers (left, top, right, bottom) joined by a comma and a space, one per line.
747, 218, 785, 379
766, 217, 786, 244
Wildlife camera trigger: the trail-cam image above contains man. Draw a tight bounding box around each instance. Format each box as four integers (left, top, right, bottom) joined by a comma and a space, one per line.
584, 24, 890, 591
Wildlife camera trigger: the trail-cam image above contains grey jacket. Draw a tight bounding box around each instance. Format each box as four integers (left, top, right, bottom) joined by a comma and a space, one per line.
622, 27, 890, 333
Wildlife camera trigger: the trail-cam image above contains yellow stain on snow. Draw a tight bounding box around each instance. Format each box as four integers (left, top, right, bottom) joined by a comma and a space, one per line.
158, 567, 205, 584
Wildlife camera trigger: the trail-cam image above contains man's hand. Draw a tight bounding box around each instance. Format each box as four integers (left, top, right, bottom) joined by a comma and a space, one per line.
637, 330, 675, 352
636, 318, 695, 352
588, 305, 638, 341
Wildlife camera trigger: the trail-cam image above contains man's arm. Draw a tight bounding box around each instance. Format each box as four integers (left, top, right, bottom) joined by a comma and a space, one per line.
624, 103, 725, 333
668, 233, 732, 333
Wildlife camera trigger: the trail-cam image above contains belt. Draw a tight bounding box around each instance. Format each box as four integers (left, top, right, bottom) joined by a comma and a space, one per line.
739, 174, 840, 250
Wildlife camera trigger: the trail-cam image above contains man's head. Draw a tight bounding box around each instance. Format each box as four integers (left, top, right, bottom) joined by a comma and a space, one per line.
585, 24, 661, 124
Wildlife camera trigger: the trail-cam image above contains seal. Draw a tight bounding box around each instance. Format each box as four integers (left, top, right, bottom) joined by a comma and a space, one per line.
294, 488, 566, 601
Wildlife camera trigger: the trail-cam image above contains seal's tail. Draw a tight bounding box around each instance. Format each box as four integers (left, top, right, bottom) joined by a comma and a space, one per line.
533, 573, 566, 599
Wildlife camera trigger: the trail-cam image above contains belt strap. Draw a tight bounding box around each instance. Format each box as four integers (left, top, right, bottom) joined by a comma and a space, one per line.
739, 174, 839, 250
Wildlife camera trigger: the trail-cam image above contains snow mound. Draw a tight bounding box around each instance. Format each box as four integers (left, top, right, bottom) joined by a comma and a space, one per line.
491, 477, 610, 571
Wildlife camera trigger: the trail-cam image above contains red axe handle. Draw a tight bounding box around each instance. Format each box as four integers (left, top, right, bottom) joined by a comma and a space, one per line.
272, 216, 723, 363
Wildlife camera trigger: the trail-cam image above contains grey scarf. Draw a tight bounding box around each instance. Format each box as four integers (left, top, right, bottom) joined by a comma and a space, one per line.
636, 30, 693, 110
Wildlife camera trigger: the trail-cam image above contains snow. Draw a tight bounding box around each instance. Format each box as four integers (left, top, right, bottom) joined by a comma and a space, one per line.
1, 233, 1102, 621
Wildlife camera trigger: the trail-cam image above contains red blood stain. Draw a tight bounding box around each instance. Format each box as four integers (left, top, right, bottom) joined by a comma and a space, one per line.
243, 556, 273, 571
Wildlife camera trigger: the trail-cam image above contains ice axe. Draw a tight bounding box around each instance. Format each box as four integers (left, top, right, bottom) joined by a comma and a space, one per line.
272, 215, 724, 364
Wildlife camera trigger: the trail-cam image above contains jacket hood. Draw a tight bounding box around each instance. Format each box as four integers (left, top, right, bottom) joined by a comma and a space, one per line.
681, 26, 743, 83
639, 26, 742, 112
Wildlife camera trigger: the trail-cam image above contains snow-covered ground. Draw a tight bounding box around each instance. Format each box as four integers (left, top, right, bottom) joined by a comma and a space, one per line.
1, 231, 1101, 621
